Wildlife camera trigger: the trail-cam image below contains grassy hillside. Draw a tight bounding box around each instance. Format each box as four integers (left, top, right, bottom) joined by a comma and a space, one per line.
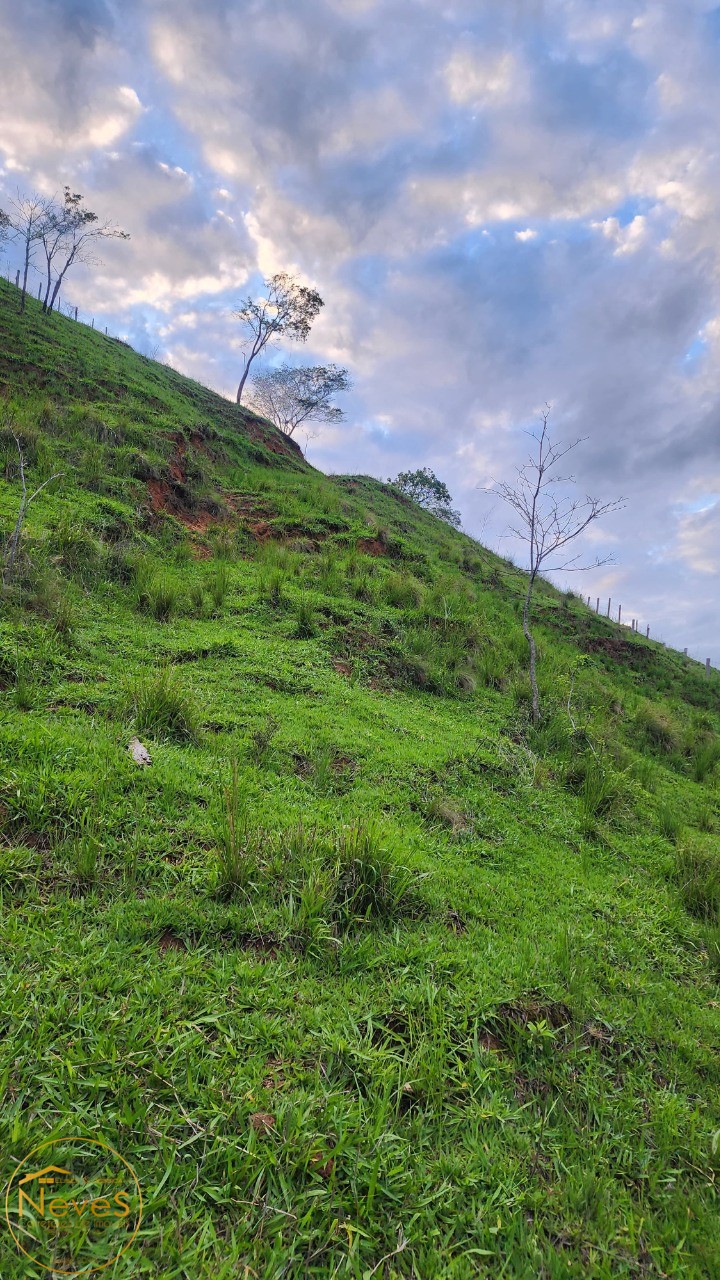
1, 278, 719, 1279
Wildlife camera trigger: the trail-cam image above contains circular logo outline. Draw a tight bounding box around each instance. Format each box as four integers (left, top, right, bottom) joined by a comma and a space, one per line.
4, 1135, 143, 1276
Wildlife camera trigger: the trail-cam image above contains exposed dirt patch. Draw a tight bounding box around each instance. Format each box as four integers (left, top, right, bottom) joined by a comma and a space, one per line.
239, 411, 303, 462
146, 477, 222, 533
157, 929, 187, 953
262, 1056, 288, 1090
580, 634, 651, 666
189, 431, 211, 456
446, 909, 467, 935
331, 659, 353, 677
356, 536, 387, 557
249, 1111, 276, 1134
475, 1030, 504, 1053
495, 998, 573, 1032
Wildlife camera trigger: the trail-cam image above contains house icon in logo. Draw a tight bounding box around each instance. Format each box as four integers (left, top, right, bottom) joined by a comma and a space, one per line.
16, 1167, 72, 1216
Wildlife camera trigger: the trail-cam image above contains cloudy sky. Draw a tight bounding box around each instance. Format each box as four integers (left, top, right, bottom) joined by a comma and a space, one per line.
2, 0, 720, 660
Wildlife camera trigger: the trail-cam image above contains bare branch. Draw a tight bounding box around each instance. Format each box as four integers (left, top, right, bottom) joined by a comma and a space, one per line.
482, 409, 624, 723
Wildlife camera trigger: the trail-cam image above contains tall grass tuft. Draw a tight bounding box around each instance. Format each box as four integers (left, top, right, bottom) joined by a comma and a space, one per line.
207, 562, 230, 611
657, 802, 683, 844
635, 701, 680, 753
134, 560, 180, 622
214, 758, 264, 896
691, 739, 720, 784
66, 814, 101, 891
124, 666, 201, 743
579, 759, 617, 833
332, 823, 417, 926
292, 596, 317, 638
675, 838, 720, 921
703, 924, 720, 982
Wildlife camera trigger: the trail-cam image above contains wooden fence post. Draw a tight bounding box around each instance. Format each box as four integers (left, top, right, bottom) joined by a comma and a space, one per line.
15, 270, 20, 287
618, 605, 622, 624
37, 283, 42, 299
684, 647, 688, 657
74, 306, 78, 321
646, 625, 650, 639
596, 597, 600, 613
607, 598, 611, 617
91, 318, 94, 329
706, 658, 711, 677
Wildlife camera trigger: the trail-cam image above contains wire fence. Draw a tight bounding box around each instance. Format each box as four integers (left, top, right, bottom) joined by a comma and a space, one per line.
576, 594, 716, 675
2, 260, 126, 343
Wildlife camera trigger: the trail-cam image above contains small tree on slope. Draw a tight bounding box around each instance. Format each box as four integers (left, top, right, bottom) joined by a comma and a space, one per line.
249, 363, 350, 438
486, 408, 624, 725
391, 468, 462, 528
233, 273, 324, 405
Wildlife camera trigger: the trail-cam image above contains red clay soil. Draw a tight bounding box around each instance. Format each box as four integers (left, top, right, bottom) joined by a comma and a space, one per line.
146, 478, 219, 533
240, 414, 303, 461
357, 537, 387, 556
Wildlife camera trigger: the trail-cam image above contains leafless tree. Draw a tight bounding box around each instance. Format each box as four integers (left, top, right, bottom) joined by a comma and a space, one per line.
486, 408, 624, 724
41, 190, 129, 314
6, 190, 54, 312
248, 363, 350, 438
2, 429, 63, 588
233, 273, 324, 405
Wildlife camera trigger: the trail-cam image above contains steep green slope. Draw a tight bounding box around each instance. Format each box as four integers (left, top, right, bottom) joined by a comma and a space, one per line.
1, 281, 719, 1279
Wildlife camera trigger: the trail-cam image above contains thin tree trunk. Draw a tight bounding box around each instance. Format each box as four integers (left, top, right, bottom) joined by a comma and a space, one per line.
3, 493, 27, 587
19, 243, 30, 313
522, 574, 540, 725
236, 364, 250, 404
42, 263, 53, 312
2, 434, 63, 588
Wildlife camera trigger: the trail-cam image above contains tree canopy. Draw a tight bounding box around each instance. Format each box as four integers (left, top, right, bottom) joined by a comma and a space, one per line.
249, 363, 350, 438
234, 273, 324, 404
390, 467, 462, 528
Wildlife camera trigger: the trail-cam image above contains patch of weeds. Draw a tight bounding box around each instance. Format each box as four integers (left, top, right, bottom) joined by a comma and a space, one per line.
631, 755, 656, 791
696, 805, 715, 833
283, 872, 337, 959
675, 837, 720, 921
259, 568, 286, 608
188, 582, 205, 615
250, 714, 280, 764
578, 757, 618, 834
123, 666, 201, 743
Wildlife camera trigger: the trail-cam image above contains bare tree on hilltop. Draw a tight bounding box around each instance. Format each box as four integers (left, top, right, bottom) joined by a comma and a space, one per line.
486, 407, 625, 724
3, 185, 129, 314
249, 363, 350, 440
5, 190, 54, 312
233, 272, 324, 405
40, 187, 129, 314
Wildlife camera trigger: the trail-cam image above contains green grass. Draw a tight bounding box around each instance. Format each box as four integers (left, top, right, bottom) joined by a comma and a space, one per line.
1, 281, 720, 1277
